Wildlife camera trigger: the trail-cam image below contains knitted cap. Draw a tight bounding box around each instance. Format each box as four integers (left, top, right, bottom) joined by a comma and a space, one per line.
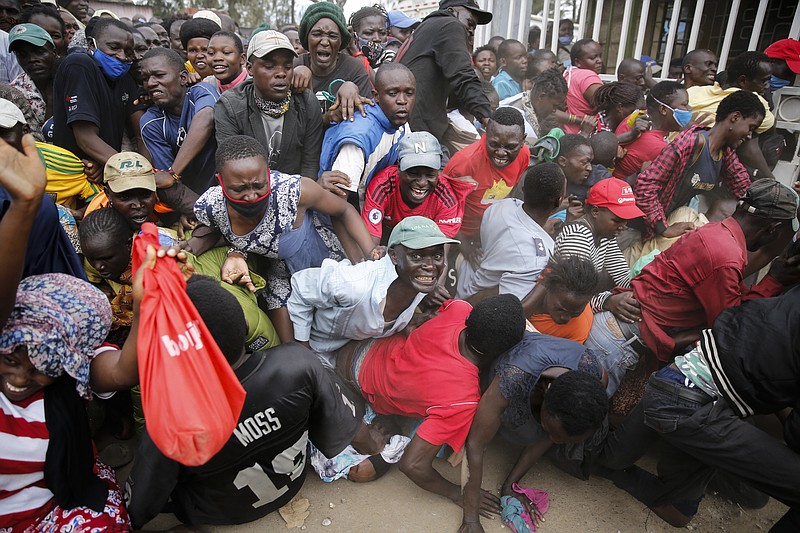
298, 2, 351, 51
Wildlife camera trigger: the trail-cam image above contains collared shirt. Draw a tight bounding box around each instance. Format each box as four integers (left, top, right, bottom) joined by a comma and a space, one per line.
287, 255, 426, 353
633, 125, 750, 239
631, 217, 784, 362
456, 198, 553, 300
492, 69, 522, 100
140, 82, 219, 195
688, 83, 774, 134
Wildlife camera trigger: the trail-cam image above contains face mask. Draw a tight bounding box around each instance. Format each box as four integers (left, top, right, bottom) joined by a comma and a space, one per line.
217, 174, 271, 218
652, 95, 692, 128
358, 37, 386, 67
770, 75, 791, 92
91, 39, 132, 79
558, 35, 573, 46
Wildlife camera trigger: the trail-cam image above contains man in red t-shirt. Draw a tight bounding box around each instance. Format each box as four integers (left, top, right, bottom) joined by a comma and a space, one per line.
334, 294, 525, 508
362, 131, 476, 244
443, 108, 530, 266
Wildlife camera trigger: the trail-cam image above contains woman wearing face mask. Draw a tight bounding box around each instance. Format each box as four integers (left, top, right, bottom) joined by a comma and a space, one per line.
187, 135, 382, 344
556, 18, 574, 67
348, 5, 392, 73
614, 81, 691, 181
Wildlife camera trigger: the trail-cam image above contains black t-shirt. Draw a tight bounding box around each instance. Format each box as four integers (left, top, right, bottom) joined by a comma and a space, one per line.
52, 51, 144, 160
125, 344, 362, 527
295, 51, 373, 113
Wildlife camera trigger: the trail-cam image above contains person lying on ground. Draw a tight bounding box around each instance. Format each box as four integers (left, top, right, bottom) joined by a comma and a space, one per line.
288, 216, 456, 362
332, 294, 526, 514
459, 337, 608, 533
125, 269, 386, 528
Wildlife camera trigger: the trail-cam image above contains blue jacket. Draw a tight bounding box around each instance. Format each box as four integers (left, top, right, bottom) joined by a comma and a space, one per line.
318, 104, 405, 190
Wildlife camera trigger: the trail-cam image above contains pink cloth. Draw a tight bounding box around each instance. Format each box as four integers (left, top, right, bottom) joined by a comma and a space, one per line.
512, 483, 549, 532
218, 68, 248, 92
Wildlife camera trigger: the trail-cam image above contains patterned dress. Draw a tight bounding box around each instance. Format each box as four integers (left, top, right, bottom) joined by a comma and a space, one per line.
10, 71, 47, 137
194, 171, 343, 309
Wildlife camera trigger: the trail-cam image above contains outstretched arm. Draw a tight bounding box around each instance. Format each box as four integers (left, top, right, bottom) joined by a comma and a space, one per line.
399, 434, 462, 503
300, 177, 379, 262
90, 246, 194, 392
461, 376, 507, 532
0, 135, 47, 327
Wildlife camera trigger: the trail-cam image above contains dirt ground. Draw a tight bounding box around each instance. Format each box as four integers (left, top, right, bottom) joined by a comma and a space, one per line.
137, 436, 787, 533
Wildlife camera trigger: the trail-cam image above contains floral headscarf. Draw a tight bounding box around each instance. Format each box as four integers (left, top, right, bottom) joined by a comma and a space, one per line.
0, 274, 111, 398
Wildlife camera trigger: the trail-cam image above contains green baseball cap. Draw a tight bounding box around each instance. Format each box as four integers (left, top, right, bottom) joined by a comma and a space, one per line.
8, 24, 55, 51
387, 216, 460, 249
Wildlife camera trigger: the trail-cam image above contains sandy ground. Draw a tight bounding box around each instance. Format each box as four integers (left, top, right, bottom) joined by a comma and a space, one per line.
132, 436, 787, 533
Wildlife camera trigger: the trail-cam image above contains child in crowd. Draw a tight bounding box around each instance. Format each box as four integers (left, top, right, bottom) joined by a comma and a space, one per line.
204, 30, 248, 92
492, 39, 528, 100
563, 38, 604, 133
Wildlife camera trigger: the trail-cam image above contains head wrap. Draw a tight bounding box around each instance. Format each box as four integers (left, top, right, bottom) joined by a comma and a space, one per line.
298, 2, 351, 51
0, 274, 111, 398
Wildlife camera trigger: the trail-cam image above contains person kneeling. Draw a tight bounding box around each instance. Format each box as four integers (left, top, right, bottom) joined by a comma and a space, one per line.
125, 275, 384, 528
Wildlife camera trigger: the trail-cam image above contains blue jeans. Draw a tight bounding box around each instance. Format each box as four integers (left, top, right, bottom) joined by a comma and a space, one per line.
584, 311, 642, 396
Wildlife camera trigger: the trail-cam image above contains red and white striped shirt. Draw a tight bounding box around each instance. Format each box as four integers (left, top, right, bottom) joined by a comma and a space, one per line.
0, 389, 54, 530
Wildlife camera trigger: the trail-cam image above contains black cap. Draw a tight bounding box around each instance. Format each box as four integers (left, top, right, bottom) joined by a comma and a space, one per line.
439, 0, 493, 25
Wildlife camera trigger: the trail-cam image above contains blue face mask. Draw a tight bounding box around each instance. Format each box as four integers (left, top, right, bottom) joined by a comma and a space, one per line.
652, 95, 692, 128
92, 42, 132, 79
770, 75, 791, 92
559, 35, 573, 46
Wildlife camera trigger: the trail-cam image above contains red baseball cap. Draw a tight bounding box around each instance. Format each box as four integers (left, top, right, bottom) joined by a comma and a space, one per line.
586, 178, 645, 219
765, 39, 800, 75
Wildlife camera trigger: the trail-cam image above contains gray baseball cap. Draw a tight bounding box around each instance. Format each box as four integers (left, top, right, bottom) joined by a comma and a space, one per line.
397, 131, 442, 172
739, 178, 799, 231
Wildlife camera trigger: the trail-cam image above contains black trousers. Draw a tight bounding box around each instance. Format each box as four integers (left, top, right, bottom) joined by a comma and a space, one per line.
599, 368, 800, 532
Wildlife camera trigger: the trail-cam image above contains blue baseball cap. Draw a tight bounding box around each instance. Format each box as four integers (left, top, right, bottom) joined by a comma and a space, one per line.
388, 10, 419, 29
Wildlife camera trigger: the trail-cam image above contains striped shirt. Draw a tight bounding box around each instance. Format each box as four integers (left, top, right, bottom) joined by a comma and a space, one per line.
0, 347, 115, 530
554, 221, 631, 311
0, 390, 52, 529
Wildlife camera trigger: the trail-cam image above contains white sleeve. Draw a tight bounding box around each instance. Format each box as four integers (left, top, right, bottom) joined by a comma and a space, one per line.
90, 345, 117, 399
287, 259, 366, 342
331, 144, 366, 192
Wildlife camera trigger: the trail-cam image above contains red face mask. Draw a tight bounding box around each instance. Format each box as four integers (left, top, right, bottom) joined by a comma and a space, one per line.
217, 173, 272, 217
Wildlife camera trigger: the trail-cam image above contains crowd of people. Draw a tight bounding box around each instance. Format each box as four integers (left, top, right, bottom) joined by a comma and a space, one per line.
2, 0, 800, 531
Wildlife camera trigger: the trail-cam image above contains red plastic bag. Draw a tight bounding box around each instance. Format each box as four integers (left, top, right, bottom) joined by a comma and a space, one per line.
132, 223, 246, 466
